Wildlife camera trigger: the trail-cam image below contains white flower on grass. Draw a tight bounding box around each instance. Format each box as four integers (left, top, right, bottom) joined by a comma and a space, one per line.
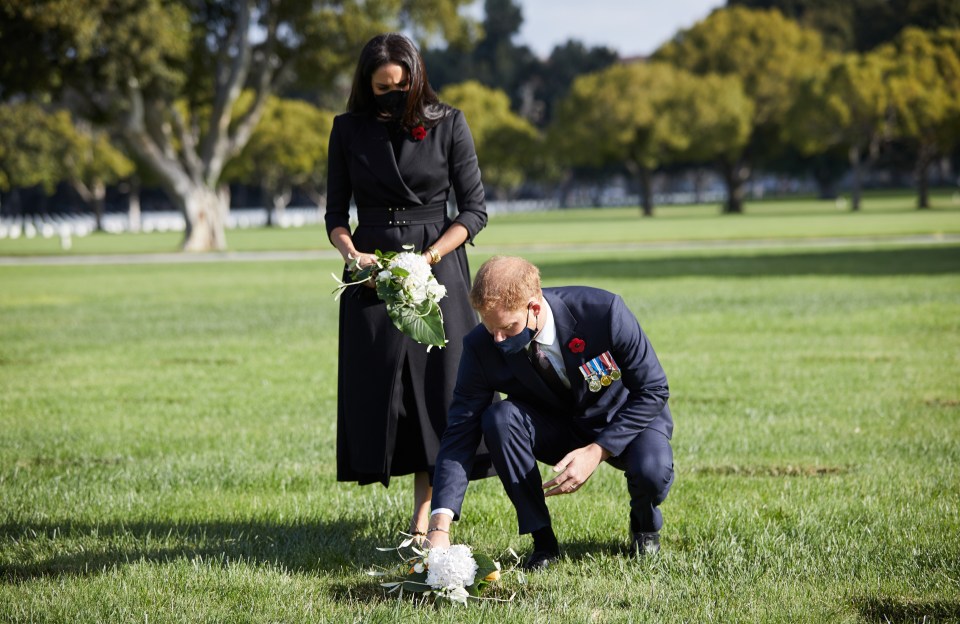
445, 585, 470, 605
425, 545, 478, 591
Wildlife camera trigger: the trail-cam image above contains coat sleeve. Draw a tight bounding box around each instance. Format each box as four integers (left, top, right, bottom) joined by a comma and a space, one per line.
430, 336, 494, 519
594, 295, 670, 457
447, 110, 487, 243
324, 116, 353, 240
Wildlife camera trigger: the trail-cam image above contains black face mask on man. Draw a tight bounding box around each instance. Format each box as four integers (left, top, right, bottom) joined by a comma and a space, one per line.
494, 306, 539, 356
375, 89, 408, 119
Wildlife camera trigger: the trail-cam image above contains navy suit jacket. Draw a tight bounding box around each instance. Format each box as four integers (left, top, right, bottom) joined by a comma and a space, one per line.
432, 286, 673, 518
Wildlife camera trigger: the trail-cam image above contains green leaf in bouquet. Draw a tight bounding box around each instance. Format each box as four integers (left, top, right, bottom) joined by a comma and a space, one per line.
467, 552, 499, 595
350, 265, 377, 282
473, 552, 498, 580
388, 301, 446, 348
377, 280, 400, 303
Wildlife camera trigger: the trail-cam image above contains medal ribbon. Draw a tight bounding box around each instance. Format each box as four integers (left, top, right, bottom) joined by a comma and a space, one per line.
587, 357, 605, 377
600, 351, 619, 373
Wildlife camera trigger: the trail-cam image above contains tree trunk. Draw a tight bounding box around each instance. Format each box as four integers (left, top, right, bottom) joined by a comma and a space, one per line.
127, 176, 141, 233
915, 143, 935, 210
626, 162, 654, 216
92, 179, 106, 231
179, 185, 228, 251
69, 179, 106, 231
848, 145, 862, 212
639, 167, 654, 217
720, 160, 749, 214
263, 186, 274, 227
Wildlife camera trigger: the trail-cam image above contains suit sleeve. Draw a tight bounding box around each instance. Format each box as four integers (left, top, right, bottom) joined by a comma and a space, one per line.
447, 110, 487, 243
430, 337, 494, 519
594, 295, 670, 456
324, 116, 352, 240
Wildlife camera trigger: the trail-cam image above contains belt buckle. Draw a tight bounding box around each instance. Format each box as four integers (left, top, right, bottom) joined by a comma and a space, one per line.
388, 206, 407, 226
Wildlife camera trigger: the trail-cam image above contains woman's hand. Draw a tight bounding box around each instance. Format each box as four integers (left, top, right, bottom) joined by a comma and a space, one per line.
346, 251, 378, 269
345, 251, 378, 288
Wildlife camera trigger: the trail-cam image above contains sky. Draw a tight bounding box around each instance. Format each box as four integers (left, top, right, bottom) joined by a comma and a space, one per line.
466, 0, 727, 58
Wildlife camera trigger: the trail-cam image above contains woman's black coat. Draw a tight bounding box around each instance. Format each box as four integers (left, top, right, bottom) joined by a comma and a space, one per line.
325, 108, 494, 486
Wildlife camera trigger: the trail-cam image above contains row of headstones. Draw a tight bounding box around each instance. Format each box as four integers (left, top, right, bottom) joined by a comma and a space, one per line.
0, 208, 325, 244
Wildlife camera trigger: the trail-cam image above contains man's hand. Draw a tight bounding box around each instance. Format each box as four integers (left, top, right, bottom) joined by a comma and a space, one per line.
542, 442, 611, 497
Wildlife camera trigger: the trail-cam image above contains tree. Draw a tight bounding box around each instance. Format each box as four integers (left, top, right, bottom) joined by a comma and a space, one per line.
224, 96, 334, 225
521, 39, 618, 125
654, 7, 824, 213
439, 81, 540, 198
550, 62, 752, 216
879, 27, 960, 209
728, 0, 960, 51
0, 102, 133, 226
783, 51, 893, 211
0, 102, 63, 200
0, 0, 476, 251
52, 115, 135, 230
424, 0, 538, 106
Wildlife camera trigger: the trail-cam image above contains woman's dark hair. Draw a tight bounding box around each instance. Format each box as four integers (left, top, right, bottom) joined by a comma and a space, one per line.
347, 33, 447, 128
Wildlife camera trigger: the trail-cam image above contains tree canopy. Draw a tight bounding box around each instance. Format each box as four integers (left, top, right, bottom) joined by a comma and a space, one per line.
727, 0, 960, 51
224, 96, 335, 223
550, 62, 752, 215
439, 81, 541, 197
879, 27, 960, 208
654, 7, 825, 212
783, 51, 892, 210
0, 0, 477, 250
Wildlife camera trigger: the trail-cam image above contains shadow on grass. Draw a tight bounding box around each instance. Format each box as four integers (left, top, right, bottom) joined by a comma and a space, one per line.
537, 246, 960, 280
559, 537, 637, 562
0, 517, 380, 582
852, 595, 960, 622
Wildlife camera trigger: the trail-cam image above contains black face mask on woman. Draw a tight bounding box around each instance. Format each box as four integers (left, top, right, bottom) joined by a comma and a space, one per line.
374, 90, 408, 118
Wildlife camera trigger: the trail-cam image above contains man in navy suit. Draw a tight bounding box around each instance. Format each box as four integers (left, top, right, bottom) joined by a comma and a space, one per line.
425, 256, 674, 569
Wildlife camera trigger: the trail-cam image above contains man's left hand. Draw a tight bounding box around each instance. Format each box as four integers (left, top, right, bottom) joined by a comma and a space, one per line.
542, 443, 611, 497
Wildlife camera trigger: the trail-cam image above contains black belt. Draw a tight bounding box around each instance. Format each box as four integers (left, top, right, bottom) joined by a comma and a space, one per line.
356, 202, 447, 226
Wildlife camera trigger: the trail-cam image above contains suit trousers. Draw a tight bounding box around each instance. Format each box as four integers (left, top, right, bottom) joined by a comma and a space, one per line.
480, 399, 674, 535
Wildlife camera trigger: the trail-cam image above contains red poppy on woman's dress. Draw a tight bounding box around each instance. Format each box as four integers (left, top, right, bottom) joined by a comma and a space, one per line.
411, 125, 427, 141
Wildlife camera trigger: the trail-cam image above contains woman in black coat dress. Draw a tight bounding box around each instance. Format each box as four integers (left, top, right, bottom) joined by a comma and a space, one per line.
325, 33, 493, 537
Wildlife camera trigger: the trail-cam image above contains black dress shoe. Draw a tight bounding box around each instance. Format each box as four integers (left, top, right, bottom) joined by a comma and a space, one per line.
631, 531, 660, 556
522, 549, 560, 571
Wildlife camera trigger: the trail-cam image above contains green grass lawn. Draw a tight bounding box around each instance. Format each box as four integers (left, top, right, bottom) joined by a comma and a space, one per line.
2, 189, 959, 256
1, 213, 959, 621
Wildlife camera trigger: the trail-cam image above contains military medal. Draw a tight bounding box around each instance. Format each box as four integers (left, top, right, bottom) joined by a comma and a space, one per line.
585, 357, 610, 387
579, 363, 601, 392
600, 351, 622, 381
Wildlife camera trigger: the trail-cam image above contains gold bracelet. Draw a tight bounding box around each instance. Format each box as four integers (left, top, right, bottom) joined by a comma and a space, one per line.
426, 246, 441, 265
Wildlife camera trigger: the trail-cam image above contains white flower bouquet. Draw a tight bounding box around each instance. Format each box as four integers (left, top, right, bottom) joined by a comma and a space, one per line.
332, 245, 447, 349
369, 535, 516, 605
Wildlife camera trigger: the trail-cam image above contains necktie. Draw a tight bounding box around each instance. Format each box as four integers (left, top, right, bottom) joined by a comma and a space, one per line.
529, 341, 569, 397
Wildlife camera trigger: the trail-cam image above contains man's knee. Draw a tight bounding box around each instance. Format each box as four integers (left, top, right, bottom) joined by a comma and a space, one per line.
480, 400, 524, 444
624, 438, 674, 494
